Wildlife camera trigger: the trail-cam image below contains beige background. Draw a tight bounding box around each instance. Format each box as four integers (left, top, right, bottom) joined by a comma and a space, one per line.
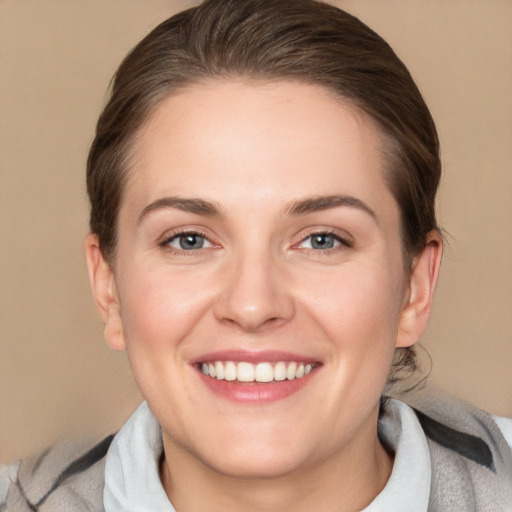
1, 0, 511, 462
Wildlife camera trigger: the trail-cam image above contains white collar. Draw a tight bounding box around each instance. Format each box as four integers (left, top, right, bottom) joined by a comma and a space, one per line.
104, 402, 174, 511
364, 399, 431, 511
103, 399, 431, 512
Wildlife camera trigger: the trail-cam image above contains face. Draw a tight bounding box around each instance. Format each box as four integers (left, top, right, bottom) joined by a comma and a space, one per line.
87, 80, 439, 480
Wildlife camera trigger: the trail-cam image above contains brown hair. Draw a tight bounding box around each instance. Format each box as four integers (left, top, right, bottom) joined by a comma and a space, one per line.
87, 0, 441, 383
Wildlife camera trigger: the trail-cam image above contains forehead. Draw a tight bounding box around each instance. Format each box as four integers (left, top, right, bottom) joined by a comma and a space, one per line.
124, 80, 396, 220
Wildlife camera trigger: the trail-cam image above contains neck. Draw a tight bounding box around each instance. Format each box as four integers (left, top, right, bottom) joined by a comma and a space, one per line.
160, 419, 393, 512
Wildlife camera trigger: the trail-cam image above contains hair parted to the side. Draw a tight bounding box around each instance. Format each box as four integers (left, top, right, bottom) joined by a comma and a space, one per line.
87, 0, 441, 387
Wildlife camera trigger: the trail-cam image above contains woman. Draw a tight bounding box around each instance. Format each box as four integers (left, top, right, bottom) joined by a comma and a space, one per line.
2, 0, 511, 510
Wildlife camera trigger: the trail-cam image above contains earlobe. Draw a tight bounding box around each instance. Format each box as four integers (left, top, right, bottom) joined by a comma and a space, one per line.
85, 234, 126, 351
395, 231, 443, 348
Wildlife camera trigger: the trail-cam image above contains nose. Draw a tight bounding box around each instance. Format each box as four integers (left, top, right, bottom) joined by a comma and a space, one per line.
213, 251, 295, 333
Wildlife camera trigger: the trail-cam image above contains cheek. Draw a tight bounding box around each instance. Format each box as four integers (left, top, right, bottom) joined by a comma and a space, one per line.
115, 265, 220, 416
298, 262, 405, 360
290, 263, 405, 438
116, 264, 215, 354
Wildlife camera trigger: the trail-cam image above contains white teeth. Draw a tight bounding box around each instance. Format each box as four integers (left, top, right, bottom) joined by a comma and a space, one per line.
255, 362, 273, 382
215, 361, 224, 380
286, 362, 297, 380
200, 360, 316, 383
225, 361, 237, 381
237, 362, 255, 382
274, 361, 287, 381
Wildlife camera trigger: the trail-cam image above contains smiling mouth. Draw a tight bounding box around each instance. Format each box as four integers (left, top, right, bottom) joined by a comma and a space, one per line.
199, 361, 316, 383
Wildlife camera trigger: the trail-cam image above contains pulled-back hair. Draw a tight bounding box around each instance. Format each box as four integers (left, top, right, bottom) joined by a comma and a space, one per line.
87, 0, 441, 385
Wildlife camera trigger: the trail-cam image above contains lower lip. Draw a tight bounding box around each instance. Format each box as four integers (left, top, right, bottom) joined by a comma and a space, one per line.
197, 369, 317, 403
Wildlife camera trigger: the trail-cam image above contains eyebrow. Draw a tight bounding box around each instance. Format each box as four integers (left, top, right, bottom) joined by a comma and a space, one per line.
138, 197, 222, 223
286, 194, 377, 220
137, 194, 376, 223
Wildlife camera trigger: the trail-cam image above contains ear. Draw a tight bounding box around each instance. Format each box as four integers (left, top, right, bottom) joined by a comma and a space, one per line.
85, 233, 126, 350
396, 231, 443, 348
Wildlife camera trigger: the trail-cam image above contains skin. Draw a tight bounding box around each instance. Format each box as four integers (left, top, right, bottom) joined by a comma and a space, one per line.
86, 80, 442, 511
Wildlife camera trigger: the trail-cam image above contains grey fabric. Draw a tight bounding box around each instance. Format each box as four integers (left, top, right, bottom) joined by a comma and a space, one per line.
404, 388, 512, 512
1, 436, 110, 512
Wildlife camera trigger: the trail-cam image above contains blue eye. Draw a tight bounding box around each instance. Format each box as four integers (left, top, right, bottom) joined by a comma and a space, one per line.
299, 233, 343, 250
166, 233, 212, 250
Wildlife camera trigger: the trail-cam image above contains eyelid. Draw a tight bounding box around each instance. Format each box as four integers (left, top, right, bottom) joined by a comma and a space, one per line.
298, 234, 341, 250
168, 233, 213, 249
292, 227, 354, 250
159, 227, 220, 253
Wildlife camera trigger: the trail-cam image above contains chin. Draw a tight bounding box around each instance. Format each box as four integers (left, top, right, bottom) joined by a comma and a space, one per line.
203, 449, 312, 480
178, 422, 320, 480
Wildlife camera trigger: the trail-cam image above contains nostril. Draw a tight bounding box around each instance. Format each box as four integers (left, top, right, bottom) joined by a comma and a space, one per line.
218, 314, 287, 333
212, 266, 296, 331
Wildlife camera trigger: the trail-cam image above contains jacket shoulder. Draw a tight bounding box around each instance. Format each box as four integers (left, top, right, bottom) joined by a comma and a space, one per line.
1, 434, 113, 512
401, 388, 512, 511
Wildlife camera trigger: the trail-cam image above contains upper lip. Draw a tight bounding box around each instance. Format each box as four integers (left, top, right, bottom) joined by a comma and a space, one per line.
190, 350, 320, 365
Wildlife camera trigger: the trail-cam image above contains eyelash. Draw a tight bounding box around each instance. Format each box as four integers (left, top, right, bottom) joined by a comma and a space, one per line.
159, 229, 215, 254
159, 228, 352, 257
296, 230, 353, 253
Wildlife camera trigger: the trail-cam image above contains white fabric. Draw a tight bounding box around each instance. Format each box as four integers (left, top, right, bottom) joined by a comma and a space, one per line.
493, 415, 512, 451
103, 402, 173, 511
365, 400, 431, 511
